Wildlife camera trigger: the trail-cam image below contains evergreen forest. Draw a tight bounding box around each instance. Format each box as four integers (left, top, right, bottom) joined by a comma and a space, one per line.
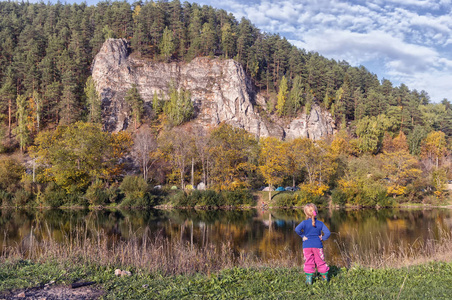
0, 0, 451, 208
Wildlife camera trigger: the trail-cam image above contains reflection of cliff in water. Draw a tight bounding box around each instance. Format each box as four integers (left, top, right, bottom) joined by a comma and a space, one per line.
1, 208, 451, 267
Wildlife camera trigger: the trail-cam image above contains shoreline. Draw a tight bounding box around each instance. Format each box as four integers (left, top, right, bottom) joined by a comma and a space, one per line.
1, 203, 452, 210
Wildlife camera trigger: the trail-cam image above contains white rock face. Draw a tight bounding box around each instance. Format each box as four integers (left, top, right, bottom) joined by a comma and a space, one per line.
284, 105, 335, 140
92, 39, 334, 140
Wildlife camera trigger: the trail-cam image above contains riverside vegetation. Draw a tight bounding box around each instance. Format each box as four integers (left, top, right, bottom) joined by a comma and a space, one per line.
1, 122, 452, 210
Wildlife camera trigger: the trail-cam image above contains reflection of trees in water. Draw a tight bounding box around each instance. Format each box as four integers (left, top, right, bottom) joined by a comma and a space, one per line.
1, 208, 452, 267
162, 209, 256, 225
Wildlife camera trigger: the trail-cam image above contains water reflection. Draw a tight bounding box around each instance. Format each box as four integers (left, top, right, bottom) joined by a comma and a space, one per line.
1, 208, 451, 267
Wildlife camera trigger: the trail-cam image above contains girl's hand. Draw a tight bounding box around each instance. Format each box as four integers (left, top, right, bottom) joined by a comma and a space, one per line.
319, 235, 323, 241
302, 237, 308, 241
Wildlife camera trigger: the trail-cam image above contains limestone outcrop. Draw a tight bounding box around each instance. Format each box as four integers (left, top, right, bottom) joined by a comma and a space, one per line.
92, 38, 335, 139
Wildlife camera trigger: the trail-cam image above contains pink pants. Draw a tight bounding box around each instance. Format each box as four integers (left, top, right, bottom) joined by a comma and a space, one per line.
303, 248, 329, 274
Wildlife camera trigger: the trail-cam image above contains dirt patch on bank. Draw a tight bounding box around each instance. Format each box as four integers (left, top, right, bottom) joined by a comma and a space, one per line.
0, 285, 104, 300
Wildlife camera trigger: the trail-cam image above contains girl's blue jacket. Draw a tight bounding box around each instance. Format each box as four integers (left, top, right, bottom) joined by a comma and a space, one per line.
295, 219, 330, 248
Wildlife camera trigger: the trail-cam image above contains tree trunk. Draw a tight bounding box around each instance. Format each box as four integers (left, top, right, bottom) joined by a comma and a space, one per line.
180, 168, 184, 189
8, 98, 11, 139
143, 154, 147, 181
191, 158, 194, 186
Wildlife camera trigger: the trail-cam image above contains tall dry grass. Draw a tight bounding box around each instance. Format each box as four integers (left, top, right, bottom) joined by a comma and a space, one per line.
2, 224, 452, 274
0, 224, 299, 275
332, 229, 452, 269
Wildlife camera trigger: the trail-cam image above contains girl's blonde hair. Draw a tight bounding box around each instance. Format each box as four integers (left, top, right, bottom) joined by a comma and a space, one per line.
303, 203, 318, 227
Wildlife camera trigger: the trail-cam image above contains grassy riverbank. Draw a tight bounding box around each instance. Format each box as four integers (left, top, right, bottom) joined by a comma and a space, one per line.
1, 223, 452, 299
1, 259, 452, 299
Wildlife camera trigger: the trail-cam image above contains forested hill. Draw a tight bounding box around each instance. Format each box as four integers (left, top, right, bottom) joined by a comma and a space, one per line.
0, 0, 451, 147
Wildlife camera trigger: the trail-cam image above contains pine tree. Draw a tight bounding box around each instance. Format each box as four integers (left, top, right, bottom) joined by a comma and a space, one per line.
84, 76, 101, 123
14, 94, 30, 153
159, 26, 175, 61
221, 22, 235, 58
287, 75, 304, 116
125, 84, 144, 130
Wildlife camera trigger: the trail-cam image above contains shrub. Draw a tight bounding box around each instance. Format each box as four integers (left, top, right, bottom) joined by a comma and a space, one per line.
357, 181, 388, 206
119, 175, 149, 206
169, 191, 189, 207
120, 193, 155, 208
222, 189, 254, 206
67, 191, 88, 206
273, 192, 297, 207
0, 190, 12, 206
331, 188, 347, 205
13, 189, 33, 206
106, 184, 122, 204
0, 157, 24, 193
43, 182, 67, 208
195, 190, 222, 207
85, 180, 109, 206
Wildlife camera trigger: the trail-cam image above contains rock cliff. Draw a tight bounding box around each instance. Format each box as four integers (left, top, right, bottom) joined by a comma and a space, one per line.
92, 39, 335, 139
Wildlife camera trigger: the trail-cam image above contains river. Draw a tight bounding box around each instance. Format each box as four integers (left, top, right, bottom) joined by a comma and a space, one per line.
1, 207, 451, 267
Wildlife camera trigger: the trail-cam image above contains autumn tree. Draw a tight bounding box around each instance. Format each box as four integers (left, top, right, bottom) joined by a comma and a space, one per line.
104, 130, 133, 183
293, 138, 334, 198
194, 125, 211, 187
0, 157, 25, 193
285, 138, 306, 187
132, 128, 158, 182
159, 127, 193, 189
28, 91, 42, 134
29, 122, 131, 193
259, 137, 286, 201
420, 131, 448, 169
208, 123, 258, 190
382, 149, 421, 197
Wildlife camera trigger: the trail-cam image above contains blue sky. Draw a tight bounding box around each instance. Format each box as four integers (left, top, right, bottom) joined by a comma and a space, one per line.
72, 0, 452, 102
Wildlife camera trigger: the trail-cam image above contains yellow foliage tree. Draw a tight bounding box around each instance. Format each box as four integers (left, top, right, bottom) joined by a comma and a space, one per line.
382, 150, 421, 197
29, 122, 132, 192
420, 131, 448, 169
298, 181, 329, 204
208, 123, 258, 190
259, 137, 286, 202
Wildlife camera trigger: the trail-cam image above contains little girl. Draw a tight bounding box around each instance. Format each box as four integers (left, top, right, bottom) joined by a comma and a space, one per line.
295, 203, 331, 284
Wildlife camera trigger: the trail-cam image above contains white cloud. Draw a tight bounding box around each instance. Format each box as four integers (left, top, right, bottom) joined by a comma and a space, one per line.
384, 0, 440, 9
196, 0, 452, 101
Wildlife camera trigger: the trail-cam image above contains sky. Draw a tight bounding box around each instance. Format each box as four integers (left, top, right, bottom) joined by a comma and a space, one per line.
76, 0, 452, 102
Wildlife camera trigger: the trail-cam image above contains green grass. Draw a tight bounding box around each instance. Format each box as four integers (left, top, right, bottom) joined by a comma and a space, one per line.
1, 260, 452, 299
